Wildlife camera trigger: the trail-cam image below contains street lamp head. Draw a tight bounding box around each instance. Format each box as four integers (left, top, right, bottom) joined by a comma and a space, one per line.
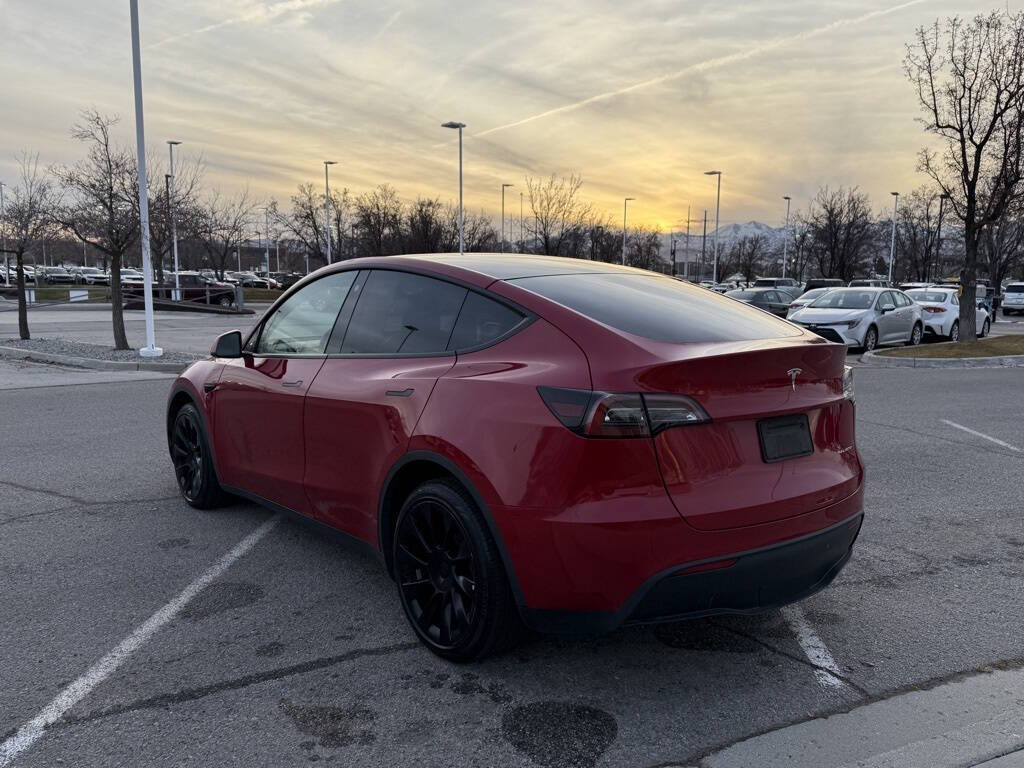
891, 191, 899, 197
625, 197, 635, 202
324, 160, 337, 166
783, 195, 791, 201
167, 140, 182, 146
442, 121, 466, 129
704, 170, 722, 176
502, 183, 514, 189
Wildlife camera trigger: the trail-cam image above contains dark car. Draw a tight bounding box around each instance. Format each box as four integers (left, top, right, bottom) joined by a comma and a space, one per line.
724, 287, 793, 317
804, 278, 844, 292
271, 272, 305, 290
167, 254, 863, 661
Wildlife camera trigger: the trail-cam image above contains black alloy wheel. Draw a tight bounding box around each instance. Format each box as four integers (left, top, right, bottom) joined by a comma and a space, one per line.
170, 404, 224, 509
393, 480, 524, 661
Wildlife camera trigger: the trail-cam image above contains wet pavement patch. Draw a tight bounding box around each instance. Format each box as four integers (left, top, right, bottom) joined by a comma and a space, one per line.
279, 700, 377, 748
157, 537, 190, 550
255, 641, 286, 658
181, 581, 264, 622
450, 672, 513, 703
654, 620, 761, 652
502, 701, 617, 768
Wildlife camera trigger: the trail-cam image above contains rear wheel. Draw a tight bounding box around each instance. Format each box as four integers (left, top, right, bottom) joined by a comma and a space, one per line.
980, 318, 990, 337
949, 320, 960, 342
862, 326, 878, 352
170, 403, 226, 509
393, 479, 524, 662
906, 322, 922, 346
218, 295, 233, 308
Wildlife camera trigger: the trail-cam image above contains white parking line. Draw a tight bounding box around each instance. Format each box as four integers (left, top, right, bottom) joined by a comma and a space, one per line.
0, 515, 280, 767
941, 419, 1021, 452
782, 605, 848, 690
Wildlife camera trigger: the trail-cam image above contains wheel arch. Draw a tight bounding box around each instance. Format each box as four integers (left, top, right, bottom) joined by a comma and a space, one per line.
377, 450, 527, 609
166, 385, 224, 483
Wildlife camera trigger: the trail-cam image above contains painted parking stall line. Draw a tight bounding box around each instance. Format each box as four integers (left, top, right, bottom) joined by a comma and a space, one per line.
0, 515, 281, 768
941, 419, 1021, 452
781, 605, 849, 690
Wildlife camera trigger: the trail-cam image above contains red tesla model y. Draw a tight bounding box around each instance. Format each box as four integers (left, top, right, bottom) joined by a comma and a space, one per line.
167, 254, 863, 661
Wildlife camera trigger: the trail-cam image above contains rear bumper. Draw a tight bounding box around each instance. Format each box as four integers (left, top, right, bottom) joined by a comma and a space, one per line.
521, 512, 863, 635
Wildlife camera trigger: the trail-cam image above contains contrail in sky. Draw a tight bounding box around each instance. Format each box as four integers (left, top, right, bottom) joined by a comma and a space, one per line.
150, 0, 342, 49
474, 0, 928, 138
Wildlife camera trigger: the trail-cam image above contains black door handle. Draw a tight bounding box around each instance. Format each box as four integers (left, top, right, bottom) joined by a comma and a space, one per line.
281, 379, 304, 388
386, 388, 414, 397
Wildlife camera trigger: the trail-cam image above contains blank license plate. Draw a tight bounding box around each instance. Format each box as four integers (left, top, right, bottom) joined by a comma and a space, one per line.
757, 414, 813, 463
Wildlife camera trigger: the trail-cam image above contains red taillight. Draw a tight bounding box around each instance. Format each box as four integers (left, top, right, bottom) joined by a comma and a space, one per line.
537, 387, 710, 438
922, 306, 946, 314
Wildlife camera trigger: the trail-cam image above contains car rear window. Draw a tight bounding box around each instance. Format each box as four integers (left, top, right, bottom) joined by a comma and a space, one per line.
509, 273, 801, 343
1007, 285, 1024, 294
907, 291, 951, 303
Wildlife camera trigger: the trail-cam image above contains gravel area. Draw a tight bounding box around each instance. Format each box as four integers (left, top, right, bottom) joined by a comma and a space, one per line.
0, 337, 203, 364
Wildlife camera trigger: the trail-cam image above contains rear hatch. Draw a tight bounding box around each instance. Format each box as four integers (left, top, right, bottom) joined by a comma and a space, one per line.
501, 271, 862, 532
638, 340, 860, 530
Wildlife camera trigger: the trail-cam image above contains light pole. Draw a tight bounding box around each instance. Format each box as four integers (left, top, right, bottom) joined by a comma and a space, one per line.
781, 195, 791, 279
888, 192, 899, 284
167, 140, 182, 292
519, 191, 524, 252
622, 197, 635, 265
705, 171, 722, 284
442, 121, 466, 253
1, 181, 7, 287
501, 183, 513, 252
129, 0, 161, 358
324, 161, 337, 264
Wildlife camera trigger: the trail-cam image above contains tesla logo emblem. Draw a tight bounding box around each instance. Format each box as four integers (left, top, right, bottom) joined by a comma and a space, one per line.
787, 368, 802, 391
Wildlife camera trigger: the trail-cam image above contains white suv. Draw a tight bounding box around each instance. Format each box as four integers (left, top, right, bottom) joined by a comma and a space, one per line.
1003, 283, 1024, 317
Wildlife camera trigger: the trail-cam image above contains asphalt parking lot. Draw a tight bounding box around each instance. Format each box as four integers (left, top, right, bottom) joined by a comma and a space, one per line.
2, 352, 1023, 767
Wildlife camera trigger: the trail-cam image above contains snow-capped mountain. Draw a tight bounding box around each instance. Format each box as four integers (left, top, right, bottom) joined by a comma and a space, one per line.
661, 221, 786, 257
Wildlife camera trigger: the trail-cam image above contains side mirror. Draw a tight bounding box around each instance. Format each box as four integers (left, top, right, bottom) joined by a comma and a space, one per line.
880, 303, 895, 314
211, 330, 243, 358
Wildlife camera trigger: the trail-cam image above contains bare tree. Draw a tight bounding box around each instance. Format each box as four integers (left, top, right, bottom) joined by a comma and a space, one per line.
0, 153, 59, 339
148, 153, 204, 282
274, 183, 349, 266
906, 11, 1024, 340
800, 187, 876, 282
982, 216, 1024, 295
51, 110, 140, 350
894, 188, 943, 282
525, 174, 593, 256
353, 185, 404, 257
197, 189, 258, 279
623, 226, 665, 271
728, 235, 768, 285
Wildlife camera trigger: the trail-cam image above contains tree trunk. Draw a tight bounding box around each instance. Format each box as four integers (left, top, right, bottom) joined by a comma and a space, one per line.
109, 255, 130, 350
16, 253, 29, 340
960, 235, 980, 342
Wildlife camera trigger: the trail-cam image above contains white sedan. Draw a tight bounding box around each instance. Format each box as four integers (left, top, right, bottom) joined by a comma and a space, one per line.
905, 287, 990, 340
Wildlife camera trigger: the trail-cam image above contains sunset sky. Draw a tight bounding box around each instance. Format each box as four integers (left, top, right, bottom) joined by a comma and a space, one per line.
0, 0, 994, 232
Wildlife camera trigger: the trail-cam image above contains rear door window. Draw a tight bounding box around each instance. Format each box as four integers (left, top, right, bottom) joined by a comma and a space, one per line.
509, 273, 801, 343
341, 270, 467, 355
448, 292, 526, 351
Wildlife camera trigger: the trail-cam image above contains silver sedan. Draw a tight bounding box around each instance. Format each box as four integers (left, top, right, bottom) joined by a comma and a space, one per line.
788, 287, 923, 350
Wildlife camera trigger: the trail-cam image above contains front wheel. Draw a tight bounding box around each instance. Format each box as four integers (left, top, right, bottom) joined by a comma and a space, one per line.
218, 295, 233, 308
170, 403, 226, 509
949, 321, 960, 342
862, 326, 878, 352
393, 479, 524, 662
980, 318, 990, 337
906, 323, 923, 346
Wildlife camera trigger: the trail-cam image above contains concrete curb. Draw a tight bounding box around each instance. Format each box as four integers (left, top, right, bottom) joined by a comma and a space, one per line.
860, 349, 1024, 368
0, 345, 191, 373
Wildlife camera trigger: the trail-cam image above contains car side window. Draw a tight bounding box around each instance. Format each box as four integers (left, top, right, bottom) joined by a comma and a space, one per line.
255, 271, 356, 355
448, 292, 526, 351
877, 291, 893, 308
340, 270, 467, 355
952, 294, 959, 306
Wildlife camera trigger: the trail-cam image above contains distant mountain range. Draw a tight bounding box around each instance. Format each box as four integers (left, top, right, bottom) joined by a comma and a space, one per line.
661, 221, 787, 259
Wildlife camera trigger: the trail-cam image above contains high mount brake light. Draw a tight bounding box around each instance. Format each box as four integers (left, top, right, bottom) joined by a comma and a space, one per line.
537, 387, 710, 438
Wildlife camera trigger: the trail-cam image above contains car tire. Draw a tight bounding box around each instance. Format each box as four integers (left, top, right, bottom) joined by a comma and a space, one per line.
218, 295, 233, 308
170, 403, 226, 510
862, 326, 878, 352
981, 318, 990, 337
906, 322, 923, 346
393, 478, 525, 662
949, 321, 959, 342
